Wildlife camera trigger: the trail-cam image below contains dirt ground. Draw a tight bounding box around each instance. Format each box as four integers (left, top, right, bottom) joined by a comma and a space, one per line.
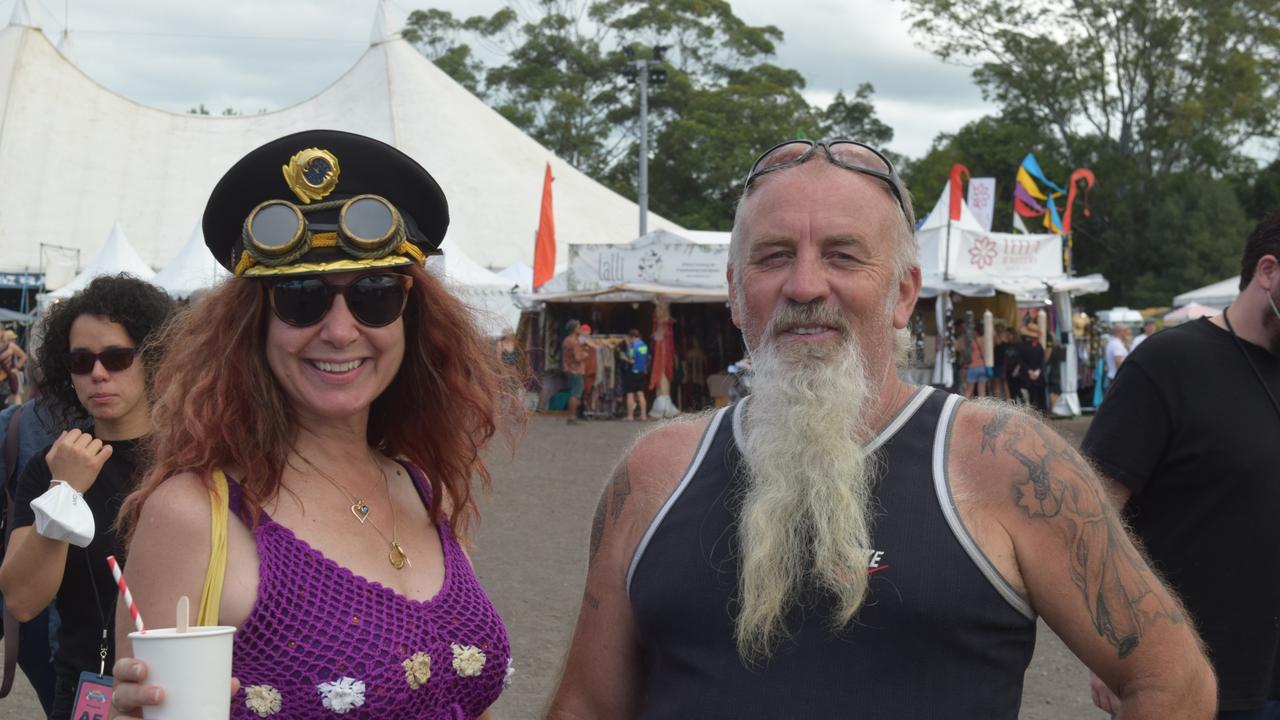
0, 410, 1106, 719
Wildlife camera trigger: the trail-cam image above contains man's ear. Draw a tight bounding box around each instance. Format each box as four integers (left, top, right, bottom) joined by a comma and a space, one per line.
893, 266, 922, 330
727, 265, 742, 329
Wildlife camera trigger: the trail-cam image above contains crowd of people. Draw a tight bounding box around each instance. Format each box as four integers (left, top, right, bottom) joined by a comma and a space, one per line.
0, 129, 1274, 720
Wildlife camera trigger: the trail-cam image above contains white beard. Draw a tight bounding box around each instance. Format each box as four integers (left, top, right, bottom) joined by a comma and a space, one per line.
734, 303, 880, 663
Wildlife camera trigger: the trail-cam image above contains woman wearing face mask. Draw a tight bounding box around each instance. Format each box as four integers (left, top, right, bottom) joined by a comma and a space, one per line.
110, 131, 513, 719
0, 274, 173, 720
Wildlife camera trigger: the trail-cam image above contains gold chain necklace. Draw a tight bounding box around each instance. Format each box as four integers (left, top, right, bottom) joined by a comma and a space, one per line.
295, 452, 411, 570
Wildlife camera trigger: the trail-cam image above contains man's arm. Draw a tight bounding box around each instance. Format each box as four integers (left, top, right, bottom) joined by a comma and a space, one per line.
955, 404, 1214, 720
547, 418, 710, 719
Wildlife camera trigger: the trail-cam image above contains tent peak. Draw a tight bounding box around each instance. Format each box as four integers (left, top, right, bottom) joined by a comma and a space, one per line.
8, 0, 39, 29
369, 0, 402, 46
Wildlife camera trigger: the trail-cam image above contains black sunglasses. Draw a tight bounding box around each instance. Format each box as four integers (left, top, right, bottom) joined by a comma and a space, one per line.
268, 272, 414, 328
64, 347, 137, 375
744, 139, 912, 231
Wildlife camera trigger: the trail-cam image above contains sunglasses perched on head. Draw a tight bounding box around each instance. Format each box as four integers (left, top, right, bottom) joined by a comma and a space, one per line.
268, 272, 414, 327
64, 347, 137, 375
744, 139, 913, 231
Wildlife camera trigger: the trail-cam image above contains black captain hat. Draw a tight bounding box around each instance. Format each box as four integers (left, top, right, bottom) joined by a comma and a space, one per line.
204, 129, 448, 278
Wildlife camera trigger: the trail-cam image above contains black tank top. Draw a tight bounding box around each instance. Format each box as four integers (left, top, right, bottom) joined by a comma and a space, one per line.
628, 388, 1037, 719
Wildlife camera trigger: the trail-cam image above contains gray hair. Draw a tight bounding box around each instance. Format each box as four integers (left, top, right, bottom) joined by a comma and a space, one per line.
728, 154, 918, 290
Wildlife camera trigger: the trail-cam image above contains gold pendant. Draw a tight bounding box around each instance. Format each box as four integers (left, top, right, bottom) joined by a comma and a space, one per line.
351, 500, 370, 524
389, 541, 408, 570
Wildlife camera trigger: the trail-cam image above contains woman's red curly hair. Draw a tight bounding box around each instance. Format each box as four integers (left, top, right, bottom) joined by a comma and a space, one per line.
119, 262, 505, 542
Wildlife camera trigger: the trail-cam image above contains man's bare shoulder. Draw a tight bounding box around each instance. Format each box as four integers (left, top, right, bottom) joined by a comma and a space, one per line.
945, 399, 1083, 497
625, 412, 716, 495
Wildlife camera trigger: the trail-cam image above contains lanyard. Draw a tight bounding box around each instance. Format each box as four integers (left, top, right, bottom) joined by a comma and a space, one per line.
82, 549, 115, 677
1222, 309, 1280, 425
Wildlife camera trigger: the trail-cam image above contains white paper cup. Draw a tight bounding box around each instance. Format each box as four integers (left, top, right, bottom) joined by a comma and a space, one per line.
129, 626, 236, 720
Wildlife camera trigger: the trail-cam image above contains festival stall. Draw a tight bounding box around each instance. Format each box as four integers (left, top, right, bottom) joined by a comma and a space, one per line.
913, 179, 1108, 416
520, 230, 740, 416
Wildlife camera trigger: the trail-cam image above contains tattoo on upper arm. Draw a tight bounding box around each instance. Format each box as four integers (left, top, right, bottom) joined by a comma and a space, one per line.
982, 409, 1183, 659
588, 460, 632, 569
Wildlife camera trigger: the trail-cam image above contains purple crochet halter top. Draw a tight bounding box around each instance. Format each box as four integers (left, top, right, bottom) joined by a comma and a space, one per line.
225, 461, 510, 719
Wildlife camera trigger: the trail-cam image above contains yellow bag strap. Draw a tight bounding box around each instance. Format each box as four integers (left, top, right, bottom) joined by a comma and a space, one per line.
196, 469, 229, 626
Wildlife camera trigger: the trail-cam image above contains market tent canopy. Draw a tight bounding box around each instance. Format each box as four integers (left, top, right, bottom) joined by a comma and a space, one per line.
915, 180, 1107, 300
1163, 302, 1219, 325
1172, 276, 1240, 309
151, 224, 230, 299
0, 1, 681, 278
496, 263, 532, 292
427, 241, 521, 336
42, 223, 156, 302
525, 282, 727, 304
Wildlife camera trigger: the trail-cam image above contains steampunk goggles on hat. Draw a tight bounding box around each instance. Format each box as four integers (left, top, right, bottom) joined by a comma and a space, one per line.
240, 194, 421, 274
205, 130, 450, 279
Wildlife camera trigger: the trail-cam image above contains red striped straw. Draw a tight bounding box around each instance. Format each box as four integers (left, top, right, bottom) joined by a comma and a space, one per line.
106, 555, 145, 633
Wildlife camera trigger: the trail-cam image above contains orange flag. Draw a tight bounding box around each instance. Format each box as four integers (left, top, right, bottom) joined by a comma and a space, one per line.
533, 163, 556, 290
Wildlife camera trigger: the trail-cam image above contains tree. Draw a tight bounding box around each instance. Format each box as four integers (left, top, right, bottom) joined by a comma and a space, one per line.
902, 0, 1280, 175
902, 0, 1280, 307
402, 0, 894, 227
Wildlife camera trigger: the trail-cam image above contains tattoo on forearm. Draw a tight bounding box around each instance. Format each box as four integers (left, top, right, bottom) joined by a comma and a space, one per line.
583, 591, 600, 609
993, 411, 1182, 658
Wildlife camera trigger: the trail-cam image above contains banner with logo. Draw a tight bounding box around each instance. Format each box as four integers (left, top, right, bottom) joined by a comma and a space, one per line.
967, 178, 996, 231
567, 231, 729, 291
948, 230, 1062, 281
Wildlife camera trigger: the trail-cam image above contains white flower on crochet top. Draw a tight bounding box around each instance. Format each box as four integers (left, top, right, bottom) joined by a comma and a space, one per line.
503, 658, 515, 690
451, 643, 487, 677
317, 676, 366, 714
244, 684, 282, 717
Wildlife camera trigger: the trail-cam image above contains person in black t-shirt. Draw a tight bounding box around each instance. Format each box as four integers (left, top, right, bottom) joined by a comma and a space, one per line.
1082, 212, 1280, 719
0, 275, 172, 720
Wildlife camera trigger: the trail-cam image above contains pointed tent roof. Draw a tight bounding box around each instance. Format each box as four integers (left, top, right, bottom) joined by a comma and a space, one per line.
8, 0, 36, 28
496, 263, 533, 291
45, 223, 156, 300
0, 9, 680, 281
152, 223, 230, 299
427, 241, 521, 335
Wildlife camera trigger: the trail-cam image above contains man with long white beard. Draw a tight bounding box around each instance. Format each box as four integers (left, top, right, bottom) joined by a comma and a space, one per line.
548, 139, 1215, 719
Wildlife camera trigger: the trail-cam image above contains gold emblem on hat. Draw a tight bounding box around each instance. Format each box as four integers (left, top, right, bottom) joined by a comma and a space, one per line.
282, 148, 340, 204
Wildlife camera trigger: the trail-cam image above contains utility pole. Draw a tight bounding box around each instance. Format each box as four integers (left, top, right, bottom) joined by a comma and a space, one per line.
622, 45, 667, 237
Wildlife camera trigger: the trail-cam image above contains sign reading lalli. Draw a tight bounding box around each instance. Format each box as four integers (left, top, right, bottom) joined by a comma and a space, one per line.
568, 230, 728, 291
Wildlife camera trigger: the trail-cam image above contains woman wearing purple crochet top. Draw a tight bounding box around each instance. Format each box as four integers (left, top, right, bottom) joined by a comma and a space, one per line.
109, 131, 515, 719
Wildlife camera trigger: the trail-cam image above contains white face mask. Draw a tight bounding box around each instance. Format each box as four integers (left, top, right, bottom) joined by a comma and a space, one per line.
30, 481, 96, 548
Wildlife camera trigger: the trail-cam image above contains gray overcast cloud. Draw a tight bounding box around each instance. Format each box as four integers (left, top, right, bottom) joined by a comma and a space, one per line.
5, 0, 995, 158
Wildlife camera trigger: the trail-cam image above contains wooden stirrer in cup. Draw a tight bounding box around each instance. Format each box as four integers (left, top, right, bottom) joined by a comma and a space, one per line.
177, 595, 189, 633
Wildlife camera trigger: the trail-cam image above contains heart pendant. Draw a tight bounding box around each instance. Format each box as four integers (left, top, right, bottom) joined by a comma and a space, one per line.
389, 541, 408, 570
350, 500, 370, 524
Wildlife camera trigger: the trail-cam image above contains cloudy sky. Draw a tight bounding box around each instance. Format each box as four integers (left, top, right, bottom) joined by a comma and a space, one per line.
5, 0, 995, 159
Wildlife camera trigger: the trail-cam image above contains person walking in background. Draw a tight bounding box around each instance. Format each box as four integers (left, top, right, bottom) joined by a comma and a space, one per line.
1012, 324, 1047, 411
562, 319, 589, 425
1130, 318, 1157, 351
1103, 323, 1130, 390
621, 328, 649, 420
961, 322, 986, 398
0, 275, 173, 720
1082, 212, 1280, 719
0, 329, 28, 405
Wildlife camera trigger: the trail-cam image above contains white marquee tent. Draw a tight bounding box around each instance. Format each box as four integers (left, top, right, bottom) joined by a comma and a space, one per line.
0, 0, 681, 282
427, 242, 521, 336
1172, 276, 1240, 309
41, 223, 156, 303
151, 224, 231, 300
